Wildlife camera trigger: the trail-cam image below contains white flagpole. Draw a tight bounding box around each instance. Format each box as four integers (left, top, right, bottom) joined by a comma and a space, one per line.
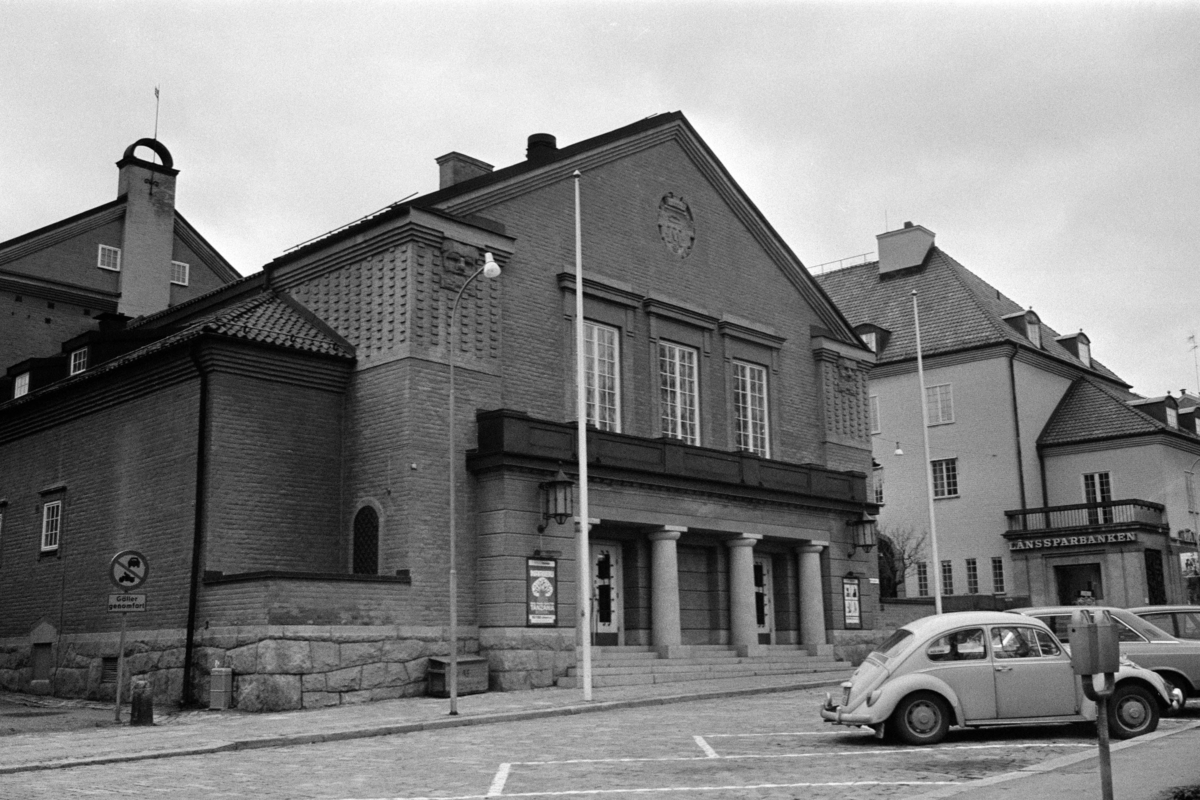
573, 170, 592, 701
913, 290, 943, 615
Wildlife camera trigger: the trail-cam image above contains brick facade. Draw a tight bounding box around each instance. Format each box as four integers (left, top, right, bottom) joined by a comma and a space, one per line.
0, 114, 876, 710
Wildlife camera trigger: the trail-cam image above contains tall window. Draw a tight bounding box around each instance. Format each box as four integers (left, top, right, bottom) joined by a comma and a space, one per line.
97, 245, 121, 271
584, 322, 621, 432
966, 558, 979, 594
992, 557, 1006, 593
658, 342, 699, 445
70, 348, 88, 376
941, 560, 954, 596
1167, 406, 1179, 429
14, 372, 30, 398
352, 506, 379, 575
1078, 340, 1091, 367
171, 261, 190, 286
1084, 471, 1113, 524
733, 360, 768, 456
931, 458, 959, 498
916, 562, 929, 597
873, 465, 884, 505
869, 395, 880, 435
1026, 317, 1042, 348
41, 501, 62, 552
925, 383, 954, 425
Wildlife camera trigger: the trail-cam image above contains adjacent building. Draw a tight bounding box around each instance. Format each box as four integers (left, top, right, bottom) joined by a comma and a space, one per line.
817, 223, 1200, 610
0, 113, 878, 710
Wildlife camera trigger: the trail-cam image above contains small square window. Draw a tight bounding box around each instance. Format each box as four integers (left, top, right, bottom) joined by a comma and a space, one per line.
14, 372, 30, 398
925, 384, 954, 425
98, 245, 121, 272
70, 349, 88, 376
171, 261, 190, 286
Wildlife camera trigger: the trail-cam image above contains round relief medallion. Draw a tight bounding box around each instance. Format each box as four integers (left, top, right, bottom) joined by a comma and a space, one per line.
657, 193, 695, 258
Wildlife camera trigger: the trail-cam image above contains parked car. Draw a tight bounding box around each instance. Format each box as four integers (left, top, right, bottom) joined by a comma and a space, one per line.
821, 611, 1181, 746
1129, 605, 1200, 641
1013, 605, 1200, 702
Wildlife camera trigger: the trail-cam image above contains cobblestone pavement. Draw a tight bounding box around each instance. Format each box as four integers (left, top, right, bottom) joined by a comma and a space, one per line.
4, 687, 1193, 800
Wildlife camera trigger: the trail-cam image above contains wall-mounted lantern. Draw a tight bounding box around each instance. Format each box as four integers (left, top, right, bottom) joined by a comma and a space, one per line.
847, 517, 878, 558
537, 468, 575, 532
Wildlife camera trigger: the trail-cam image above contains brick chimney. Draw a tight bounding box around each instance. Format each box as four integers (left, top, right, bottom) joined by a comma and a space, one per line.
116, 139, 178, 318
876, 221, 935, 277
435, 152, 494, 189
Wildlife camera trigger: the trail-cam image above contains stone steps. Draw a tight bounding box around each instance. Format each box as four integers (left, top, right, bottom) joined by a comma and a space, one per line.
557, 646, 847, 689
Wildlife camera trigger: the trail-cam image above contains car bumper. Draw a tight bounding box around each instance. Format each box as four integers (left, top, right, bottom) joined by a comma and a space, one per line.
821, 696, 874, 726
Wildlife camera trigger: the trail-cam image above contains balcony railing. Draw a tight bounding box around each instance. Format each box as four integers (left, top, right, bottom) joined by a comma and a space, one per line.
1005, 499, 1166, 533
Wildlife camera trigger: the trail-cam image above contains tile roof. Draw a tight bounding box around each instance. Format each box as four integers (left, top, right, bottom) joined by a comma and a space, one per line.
1039, 376, 1197, 447
0, 291, 352, 411
815, 247, 1126, 384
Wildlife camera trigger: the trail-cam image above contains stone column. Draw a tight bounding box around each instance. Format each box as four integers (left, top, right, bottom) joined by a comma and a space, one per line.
726, 535, 762, 656
798, 544, 830, 655
648, 526, 685, 657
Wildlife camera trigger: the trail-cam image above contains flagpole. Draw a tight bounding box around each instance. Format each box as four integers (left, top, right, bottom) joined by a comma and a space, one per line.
573, 170, 592, 701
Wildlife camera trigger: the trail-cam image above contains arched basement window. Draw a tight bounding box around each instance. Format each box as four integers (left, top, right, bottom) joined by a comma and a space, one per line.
352, 506, 379, 575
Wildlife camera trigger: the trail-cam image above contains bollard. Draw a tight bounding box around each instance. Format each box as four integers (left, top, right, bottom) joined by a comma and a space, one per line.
129, 676, 154, 726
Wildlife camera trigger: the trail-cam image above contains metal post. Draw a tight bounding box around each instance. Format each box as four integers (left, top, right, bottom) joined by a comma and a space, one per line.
446, 259, 500, 716
113, 609, 127, 723
573, 171, 592, 701
1095, 691, 1114, 800
912, 290, 943, 614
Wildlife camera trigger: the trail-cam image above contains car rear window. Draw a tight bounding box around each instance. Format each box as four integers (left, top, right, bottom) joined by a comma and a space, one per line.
873, 629, 914, 660
1140, 612, 1175, 634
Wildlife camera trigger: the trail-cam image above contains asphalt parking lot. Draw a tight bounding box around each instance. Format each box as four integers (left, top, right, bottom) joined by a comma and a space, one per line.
2, 687, 1196, 799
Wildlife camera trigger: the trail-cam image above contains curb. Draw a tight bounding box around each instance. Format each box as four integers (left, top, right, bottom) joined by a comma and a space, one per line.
0, 676, 844, 775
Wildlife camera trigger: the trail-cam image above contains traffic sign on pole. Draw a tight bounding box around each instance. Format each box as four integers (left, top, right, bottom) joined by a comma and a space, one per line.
109, 550, 149, 591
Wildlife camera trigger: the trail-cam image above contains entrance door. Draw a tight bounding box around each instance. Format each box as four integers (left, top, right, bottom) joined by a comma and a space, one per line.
754, 555, 774, 645
591, 542, 623, 646
1055, 563, 1103, 605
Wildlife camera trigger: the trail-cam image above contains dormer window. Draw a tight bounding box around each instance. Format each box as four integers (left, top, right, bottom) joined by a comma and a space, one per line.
69, 348, 88, 376
861, 331, 877, 353
1077, 339, 1091, 367
1025, 311, 1042, 348
13, 372, 30, 398
1167, 405, 1179, 429
1002, 310, 1042, 348
853, 324, 890, 355
98, 245, 121, 272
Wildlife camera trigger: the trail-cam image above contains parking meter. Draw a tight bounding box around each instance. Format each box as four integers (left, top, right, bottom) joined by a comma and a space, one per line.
1070, 608, 1120, 678
1071, 608, 1119, 800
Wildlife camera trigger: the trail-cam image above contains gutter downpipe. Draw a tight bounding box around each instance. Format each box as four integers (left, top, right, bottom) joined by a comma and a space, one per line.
1006, 349, 1029, 510
182, 344, 210, 707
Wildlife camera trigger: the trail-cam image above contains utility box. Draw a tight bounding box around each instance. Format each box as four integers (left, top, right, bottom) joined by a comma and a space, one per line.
427, 656, 489, 697
209, 666, 233, 710
1070, 609, 1120, 675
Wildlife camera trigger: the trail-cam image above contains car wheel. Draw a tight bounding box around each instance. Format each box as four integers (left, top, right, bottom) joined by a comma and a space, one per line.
1108, 684, 1159, 739
890, 691, 950, 746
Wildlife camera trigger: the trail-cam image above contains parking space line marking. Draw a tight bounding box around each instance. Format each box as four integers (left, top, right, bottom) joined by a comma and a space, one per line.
512, 741, 1091, 767
347, 779, 966, 800
693, 736, 718, 758
704, 731, 869, 737
488, 763, 511, 796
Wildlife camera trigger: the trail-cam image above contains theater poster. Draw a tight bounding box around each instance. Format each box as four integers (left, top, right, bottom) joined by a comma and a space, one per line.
527, 558, 558, 626
843, 577, 862, 629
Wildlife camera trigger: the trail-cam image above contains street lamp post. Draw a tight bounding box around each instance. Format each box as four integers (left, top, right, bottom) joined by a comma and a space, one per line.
447, 252, 501, 715
912, 290, 944, 615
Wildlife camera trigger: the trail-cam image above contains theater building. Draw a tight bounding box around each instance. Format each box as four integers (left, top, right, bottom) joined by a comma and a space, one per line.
0, 113, 877, 710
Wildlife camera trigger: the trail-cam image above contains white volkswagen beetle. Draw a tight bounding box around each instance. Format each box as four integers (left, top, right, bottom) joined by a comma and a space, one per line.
821, 611, 1182, 745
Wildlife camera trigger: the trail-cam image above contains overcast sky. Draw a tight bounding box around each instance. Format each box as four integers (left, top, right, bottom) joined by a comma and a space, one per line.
3, 1, 1198, 397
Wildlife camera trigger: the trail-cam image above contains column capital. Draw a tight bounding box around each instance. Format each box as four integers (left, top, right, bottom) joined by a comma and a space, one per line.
725, 534, 762, 549
649, 526, 686, 542
797, 543, 826, 554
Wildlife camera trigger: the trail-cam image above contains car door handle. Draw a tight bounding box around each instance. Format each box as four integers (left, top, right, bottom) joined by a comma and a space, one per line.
994, 666, 1013, 672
